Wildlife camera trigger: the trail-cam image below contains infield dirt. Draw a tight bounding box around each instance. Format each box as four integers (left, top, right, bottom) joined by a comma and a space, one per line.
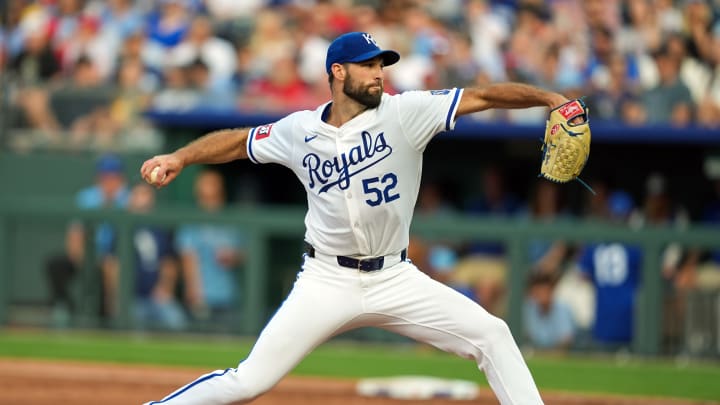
0, 358, 715, 405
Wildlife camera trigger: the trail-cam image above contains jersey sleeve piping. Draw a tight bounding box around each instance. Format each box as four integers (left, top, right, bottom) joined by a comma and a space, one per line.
445, 88, 463, 131
246, 127, 259, 164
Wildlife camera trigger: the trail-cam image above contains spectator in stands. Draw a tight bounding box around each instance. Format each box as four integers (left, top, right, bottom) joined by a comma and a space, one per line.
145, 0, 193, 49
185, 58, 236, 110
641, 41, 694, 126
453, 165, 521, 316
629, 173, 690, 351
294, 4, 334, 88
682, 0, 716, 65
696, 25, 720, 129
47, 55, 116, 137
57, 15, 116, 82
244, 8, 295, 80
125, 183, 187, 331
47, 0, 85, 56
9, 23, 63, 137
239, 54, 312, 113
505, 2, 557, 124
176, 169, 245, 324
151, 65, 198, 111
427, 32, 481, 91
523, 272, 576, 352
506, 2, 555, 85
615, 0, 663, 58
524, 180, 572, 276
408, 180, 460, 287
663, 33, 712, 108
675, 177, 720, 292
69, 56, 160, 150
576, 191, 642, 350
116, 30, 166, 85
581, 0, 620, 32
464, 0, 509, 83
690, 26, 720, 128
581, 177, 612, 221
203, 0, 266, 23
45, 153, 130, 326
585, 25, 641, 93
4, 0, 32, 60
93, 0, 146, 46
167, 15, 237, 89
585, 52, 645, 124
534, 42, 584, 97
5, 0, 720, 140
629, 173, 690, 274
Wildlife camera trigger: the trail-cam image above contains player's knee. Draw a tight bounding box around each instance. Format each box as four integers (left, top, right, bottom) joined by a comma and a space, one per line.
484, 316, 513, 344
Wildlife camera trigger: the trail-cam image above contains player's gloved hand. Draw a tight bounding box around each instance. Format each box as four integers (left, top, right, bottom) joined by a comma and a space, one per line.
539, 98, 591, 184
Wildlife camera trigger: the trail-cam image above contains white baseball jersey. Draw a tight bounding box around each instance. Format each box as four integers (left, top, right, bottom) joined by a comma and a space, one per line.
246, 88, 463, 257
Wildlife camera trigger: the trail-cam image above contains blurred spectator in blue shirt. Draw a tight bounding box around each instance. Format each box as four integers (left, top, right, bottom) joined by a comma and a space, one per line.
93, 0, 145, 44
145, 0, 193, 48
126, 183, 187, 331
45, 153, 129, 326
577, 191, 642, 349
176, 169, 245, 323
75, 154, 131, 254
523, 272, 575, 351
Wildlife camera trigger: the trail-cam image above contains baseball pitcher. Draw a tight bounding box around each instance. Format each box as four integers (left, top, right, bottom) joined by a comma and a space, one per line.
141, 32, 587, 405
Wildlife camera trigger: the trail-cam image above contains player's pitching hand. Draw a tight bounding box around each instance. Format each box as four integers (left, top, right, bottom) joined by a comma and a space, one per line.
140, 154, 183, 188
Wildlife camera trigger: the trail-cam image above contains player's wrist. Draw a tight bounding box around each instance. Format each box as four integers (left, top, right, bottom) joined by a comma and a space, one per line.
546, 93, 569, 110
172, 149, 190, 169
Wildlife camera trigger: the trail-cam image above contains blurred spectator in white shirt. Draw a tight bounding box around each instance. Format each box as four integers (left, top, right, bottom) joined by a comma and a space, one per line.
167, 16, 237, 89
465, 0, 509, 83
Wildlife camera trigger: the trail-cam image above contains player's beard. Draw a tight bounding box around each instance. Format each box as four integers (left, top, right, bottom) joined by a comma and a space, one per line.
343, 73, 382, 109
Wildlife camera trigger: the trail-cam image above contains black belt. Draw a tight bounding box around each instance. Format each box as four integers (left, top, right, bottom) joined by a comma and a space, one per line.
303, 242, 406, 272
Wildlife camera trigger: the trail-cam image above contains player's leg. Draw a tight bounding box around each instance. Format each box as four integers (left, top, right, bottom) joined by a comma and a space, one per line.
364, 261, 543, 405
144, 257, 364, 405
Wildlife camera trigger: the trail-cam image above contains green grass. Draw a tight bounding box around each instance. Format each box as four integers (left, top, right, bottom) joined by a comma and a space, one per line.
0, 329, 718, 402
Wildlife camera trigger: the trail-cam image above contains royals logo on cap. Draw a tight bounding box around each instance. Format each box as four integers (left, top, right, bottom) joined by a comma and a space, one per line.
325, 32, 400, 73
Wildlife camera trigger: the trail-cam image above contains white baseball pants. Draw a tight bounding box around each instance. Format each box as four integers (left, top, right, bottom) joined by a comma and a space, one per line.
145, 254, 544, 405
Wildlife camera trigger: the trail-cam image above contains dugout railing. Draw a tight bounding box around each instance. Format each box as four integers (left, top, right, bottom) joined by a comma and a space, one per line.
0, 199, 719, 356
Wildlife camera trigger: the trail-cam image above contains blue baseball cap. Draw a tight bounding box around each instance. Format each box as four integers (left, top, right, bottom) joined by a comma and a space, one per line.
95, 153, 124, 175
325, 32, 400, 74
608, 191, 634, 218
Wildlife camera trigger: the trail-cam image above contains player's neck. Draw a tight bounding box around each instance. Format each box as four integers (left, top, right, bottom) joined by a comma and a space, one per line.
325, 97, 369, 127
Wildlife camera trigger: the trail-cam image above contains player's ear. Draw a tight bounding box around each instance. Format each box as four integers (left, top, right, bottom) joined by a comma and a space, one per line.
331, 63, 346, 81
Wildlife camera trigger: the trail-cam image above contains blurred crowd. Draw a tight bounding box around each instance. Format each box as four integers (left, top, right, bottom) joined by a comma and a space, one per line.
2, 0, 720, 150
46, 154, 247, 332
410, 166, 720, 355
6, 0, 717, 355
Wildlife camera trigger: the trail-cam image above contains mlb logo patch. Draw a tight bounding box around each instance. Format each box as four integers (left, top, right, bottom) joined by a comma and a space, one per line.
255, 124, 273, 140
430, 89, 451, 95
